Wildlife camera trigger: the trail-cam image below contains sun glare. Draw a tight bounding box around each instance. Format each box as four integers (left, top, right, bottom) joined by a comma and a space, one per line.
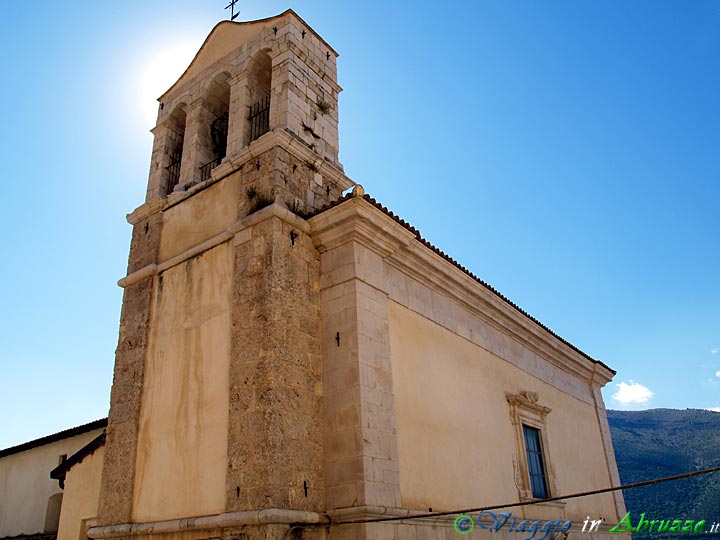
139, 42, 199, 129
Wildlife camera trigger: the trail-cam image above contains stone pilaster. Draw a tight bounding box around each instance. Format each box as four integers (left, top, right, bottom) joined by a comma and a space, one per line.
227, 213, 324, 513
318, 247, 401, 511
591, 383, 627, 520
145, 121, 174, 201
179, 99, 215, 188
311, 197, 416, 514
97, 211, 162, 525
227, 71, 250, 156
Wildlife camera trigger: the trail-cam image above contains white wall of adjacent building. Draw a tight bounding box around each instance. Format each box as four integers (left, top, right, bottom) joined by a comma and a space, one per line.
0, 428, 105, 538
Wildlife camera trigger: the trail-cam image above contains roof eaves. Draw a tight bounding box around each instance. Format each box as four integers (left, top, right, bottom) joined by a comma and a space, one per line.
50, 430, 106, 483
161, 10, 338, 100
0, 418, 108, 459
309, 193, 615, 375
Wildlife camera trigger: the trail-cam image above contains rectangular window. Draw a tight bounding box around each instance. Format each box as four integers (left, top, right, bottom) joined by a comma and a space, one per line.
523, 425, 549, 499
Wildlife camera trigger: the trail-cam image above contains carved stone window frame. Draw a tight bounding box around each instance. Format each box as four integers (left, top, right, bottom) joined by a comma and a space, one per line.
506, 391, 563, 506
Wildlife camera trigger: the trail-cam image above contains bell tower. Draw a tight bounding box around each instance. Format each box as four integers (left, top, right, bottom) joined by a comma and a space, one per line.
96, 10, 353, 540
144, 9, 347, 207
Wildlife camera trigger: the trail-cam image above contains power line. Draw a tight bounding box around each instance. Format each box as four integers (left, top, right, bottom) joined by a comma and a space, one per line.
317, 465, 720, 527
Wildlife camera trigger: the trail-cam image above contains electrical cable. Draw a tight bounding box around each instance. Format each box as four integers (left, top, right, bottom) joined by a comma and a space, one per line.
315, 464, 720, 527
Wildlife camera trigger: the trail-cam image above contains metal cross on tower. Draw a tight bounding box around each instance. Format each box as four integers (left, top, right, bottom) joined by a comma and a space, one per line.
225, 0, 239, 21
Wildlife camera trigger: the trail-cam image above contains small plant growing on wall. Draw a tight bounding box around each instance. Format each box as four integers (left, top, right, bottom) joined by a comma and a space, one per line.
287, 199, 309, 219
247, 191, 274, 215
316, 98, 332, 115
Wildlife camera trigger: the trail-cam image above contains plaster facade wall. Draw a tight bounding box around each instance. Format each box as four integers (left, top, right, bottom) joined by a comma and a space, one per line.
132, 242, 233, 522
57, 447, 105, 540
388, 300, 619, 522
158, 174, 241, 262
0, 429, 104, 537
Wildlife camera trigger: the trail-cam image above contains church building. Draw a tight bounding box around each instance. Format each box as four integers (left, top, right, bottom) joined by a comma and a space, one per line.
1, 10, 626, 540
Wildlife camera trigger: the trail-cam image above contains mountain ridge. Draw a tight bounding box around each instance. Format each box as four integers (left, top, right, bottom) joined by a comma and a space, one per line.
607, 408, 720, 520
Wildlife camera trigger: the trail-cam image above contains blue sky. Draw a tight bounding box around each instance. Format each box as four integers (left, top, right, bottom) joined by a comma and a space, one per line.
0, 1, 718, 449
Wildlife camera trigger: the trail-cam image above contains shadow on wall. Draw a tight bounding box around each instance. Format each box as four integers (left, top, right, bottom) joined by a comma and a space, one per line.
44, 492, 63, 533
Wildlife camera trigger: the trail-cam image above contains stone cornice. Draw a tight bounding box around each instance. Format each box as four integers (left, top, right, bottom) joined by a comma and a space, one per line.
391, 242, 615, 386
119, 203, 309, 288
87, 508, 325, 539
326, 505, 454, 524
394, 241, 614, 385
220, 129, 351, 188
309, 197, 416, 256
149, 121, 171, 135
309, 196, 614, 387
506, 392, 553, 423
248, 128, 349, 180
590, 361, 615, 388
126, 197, 167, 225
128, 129, 352, 224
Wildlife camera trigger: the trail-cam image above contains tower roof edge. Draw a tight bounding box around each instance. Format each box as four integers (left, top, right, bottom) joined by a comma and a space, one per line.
159, 10, 338, 102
